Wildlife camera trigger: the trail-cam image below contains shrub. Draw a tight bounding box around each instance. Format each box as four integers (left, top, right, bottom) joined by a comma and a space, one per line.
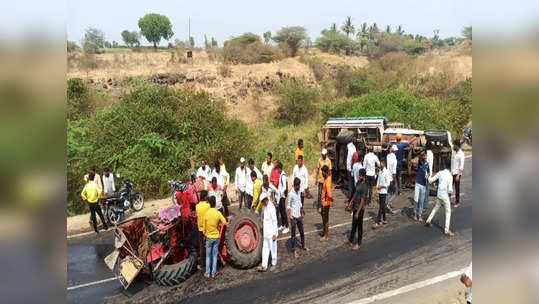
346, 68, 375, 97
315, 28, 357, 54
222, 33, 283, 64
408, 72, 454, 97
445, 77, 472, 104
378, 51, 410, 71
218, 64, 232, 78
273, 79, 320, 125
67, 78, 92, 120
299, 56, 328, 81
401, 39, 426, 54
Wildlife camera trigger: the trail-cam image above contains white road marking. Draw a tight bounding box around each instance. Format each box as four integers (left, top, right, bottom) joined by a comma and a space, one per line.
67, 230, 96, 239
464, 154, 472, 159
67, 277, 118, 291
347, 267, 467, 304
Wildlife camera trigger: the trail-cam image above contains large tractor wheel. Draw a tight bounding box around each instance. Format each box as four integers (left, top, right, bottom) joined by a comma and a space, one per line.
225, 209, 263, 269
154, 249, 197, 286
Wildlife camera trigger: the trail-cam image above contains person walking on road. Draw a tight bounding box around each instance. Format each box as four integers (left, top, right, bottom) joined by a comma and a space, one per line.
320, 165, 333, 242
347, 168, 368, 250
288, 177, 309, 258
295, 139, 304, 163
258, 193, 278, 272
261, 152, 274, 177
102, 167, 115, 197
276, 162, 290, 234
425, 160, 455, 236
195, 190, 210, 270
81, 172, 108, 233
386, 145, 398, 213
413, 152, 430, 222
250, 171, 263, 211
292, 155, 309, 206
197, 160, 212, 187
451, 140, 465, 208
364, 147, 380, 205
346, 140, 357, 202
372, 160, 390, 229
203, 196, 227, 279
235, 157, 248, 209
315, 148, 332, 213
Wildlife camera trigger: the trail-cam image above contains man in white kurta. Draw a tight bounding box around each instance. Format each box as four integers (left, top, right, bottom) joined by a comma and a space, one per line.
259, 193, 278, 271
425, 163, 454, 236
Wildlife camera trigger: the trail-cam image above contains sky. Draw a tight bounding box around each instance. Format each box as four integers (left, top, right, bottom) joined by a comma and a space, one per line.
65, 0, 474, 47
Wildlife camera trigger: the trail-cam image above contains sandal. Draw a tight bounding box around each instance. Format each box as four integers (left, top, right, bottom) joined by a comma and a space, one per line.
257, 266, 267, 272
372, 223, 380, 229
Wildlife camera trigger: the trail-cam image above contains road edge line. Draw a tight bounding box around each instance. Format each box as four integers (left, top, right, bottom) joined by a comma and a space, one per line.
67, 277, 118, 291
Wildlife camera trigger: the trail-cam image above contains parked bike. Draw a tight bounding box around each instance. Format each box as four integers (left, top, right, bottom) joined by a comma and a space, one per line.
101, 175, 144, 225
168, 179, 188, 205
462, 127, 472, 146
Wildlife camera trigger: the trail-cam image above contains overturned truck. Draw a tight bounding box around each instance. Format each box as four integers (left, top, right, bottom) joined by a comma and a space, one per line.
318, 116, 453, 188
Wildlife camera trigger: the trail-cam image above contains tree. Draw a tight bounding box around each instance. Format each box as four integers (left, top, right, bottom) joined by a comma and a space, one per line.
189, 36, 195, 48
83, 27, 105, 54
396, 24, 404, 35
204, 34, 209, 49
263, 31, 272, 44
462, 26, 472, 40
316, 27, 357, 54
385, 25, 391, 34
342, 16, 355, 37
272, 26, 307, 57
121, 30, 140, 47
104, 41, 112, 48
138, 13, 174, 50
211, 37, 218, 47
330, 23, 338, 32
112, 41, 119, 48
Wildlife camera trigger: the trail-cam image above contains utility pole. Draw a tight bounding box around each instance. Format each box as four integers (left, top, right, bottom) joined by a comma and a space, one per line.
188, 17, 191, 49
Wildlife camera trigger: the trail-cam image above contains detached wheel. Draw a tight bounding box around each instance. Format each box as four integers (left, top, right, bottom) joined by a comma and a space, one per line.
154, 249, 196, 286
132, 193, 144, 211
107, 208, 122, 225
225, 209, 262, 269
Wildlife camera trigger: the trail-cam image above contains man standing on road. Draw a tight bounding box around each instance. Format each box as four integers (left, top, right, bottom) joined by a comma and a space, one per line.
373, 160, 390, 229
346, 140, 357, 202
246, 158, 263, 210
315, 148, 332, 214
197, 160, 212, 187
425, 160, 455, 236
288, 177, 309, 258
295, 139, 304, 163
212, 161, 230, 216
425, 143, 434, 205
386, 145, 398, 213
203, 196, 226, 279
347, 168, 367, 251
270, 159, 280, 188
395, 134, 419, 195
320, 165, 332, 242
196, 190, 210, 270
81, 172, 108, 233
413, 152, 430, 222
258, 193, 278, 272
102, 167, 115, 197
250, 171, 263, 211
451, 140, 465, 208
261, 152, 274, 177
235, 157, 248, 209
292, 155, 309, 206
207, 177, 224, 215
364, 147, 380, 205
254, 174, 278, 213
276, 162, 290, 234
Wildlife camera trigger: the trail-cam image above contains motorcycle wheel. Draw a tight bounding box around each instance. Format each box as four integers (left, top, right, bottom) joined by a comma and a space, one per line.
132, 193, 144, 211
107, 208, 122, 225
171, 189, 177, 205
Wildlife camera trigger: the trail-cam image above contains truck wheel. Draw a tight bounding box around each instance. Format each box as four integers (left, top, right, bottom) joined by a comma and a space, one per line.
154, 249, 196, 286
225, 209, 263, 269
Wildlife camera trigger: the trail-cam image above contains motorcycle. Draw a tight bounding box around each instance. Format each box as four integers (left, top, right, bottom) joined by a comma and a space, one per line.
101, 174, 144, 225
462, 127, 472, 145
168, 179, 189, 205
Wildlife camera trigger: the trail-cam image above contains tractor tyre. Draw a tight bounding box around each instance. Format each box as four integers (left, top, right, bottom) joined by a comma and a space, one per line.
225, 209, 263, 269
154, 249, 197, 286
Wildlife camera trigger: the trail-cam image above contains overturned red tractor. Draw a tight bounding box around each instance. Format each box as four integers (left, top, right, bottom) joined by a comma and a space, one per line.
105, 181, 262, 289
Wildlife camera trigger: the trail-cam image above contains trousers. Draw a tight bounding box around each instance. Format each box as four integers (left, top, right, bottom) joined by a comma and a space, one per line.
262, 237, 277, 268
426, 197, 451, 233
414, 183, 426, 217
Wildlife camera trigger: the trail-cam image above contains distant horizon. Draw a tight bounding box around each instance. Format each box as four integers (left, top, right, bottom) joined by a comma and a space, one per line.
67, 0, 472, 47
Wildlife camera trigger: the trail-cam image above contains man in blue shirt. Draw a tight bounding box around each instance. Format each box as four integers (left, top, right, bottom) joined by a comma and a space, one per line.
413, 151, 429, 221
395, 133, 418, 195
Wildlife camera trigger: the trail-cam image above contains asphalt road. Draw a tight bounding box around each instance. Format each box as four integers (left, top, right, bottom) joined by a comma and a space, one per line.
67, 156, 472, 304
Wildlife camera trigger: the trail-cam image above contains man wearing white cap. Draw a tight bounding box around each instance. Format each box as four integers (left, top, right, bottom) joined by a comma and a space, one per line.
235, 157, 248, 209
258, 193, 278, 272
386, 145, 398, 213
315, 148, 332, 213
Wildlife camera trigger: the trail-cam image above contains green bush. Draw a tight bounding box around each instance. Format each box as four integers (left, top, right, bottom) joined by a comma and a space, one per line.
346, 68, 376, 97
401, 39, 426, 54
67, 78, 92, 120
222, 33, 283, 64
67, 84, 254, 215
273, 79, 320, 125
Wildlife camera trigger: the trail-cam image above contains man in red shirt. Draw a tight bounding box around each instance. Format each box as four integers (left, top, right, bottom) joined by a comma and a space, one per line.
270, 159, 280, 188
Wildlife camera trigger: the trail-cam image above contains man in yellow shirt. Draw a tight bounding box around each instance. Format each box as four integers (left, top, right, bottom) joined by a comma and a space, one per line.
295, 139, 304, 163
81, 173, 108, 233
203, 196, 227, 278
196, 190, 210, 270
315, 148, 332, 213
250, 171, 263, 211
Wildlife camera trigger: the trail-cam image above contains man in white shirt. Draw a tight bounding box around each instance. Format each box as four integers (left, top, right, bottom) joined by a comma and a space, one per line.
292, 155, 309, 206
346, 141, 357, 201
235, 157, 248, 209
102, 167, 115, 197
287, 177, 309, 258
276, 162, 289, 234
364, 147, 380, 205
261, 152, 274, 177
246, 158, 263, 209
425, 144, 434, 205
258, 193, 278, 272
386, 145, 398, 212
84, 167, 103, 192
425, 160, 454, 236
373, 160, 391, 229
451, 140, 465, 208
211, 161, 230, 216
197, 160, 212, 187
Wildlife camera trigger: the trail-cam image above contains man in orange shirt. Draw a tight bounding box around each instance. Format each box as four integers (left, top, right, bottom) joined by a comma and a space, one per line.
320, 165, 332, 242
294, 139, 304, 163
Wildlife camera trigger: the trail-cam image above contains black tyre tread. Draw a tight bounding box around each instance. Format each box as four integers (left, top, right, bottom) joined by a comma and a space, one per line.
154, 250, 196, 286
225, 209, 263, 269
